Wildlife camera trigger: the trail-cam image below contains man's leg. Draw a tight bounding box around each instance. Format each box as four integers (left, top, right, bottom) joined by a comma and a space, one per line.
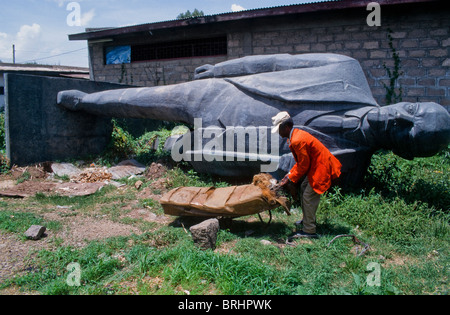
300, 177, 321, 234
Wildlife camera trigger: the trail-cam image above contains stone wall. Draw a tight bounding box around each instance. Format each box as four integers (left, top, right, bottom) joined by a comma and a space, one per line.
89, 2, 449, 107
4, 74, 163, 166
89, 44, 228, 87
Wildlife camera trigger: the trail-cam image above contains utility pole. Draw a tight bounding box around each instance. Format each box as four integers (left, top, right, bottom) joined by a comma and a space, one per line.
12, 44, 16, 64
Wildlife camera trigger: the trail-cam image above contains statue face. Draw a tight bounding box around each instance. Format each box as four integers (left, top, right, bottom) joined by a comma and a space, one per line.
369, 102, 450, 159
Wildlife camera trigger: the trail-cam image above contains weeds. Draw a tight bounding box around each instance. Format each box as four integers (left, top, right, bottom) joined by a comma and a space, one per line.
102, 119, 175, 166
0, 112, 9, 173
382, 28, 403, 105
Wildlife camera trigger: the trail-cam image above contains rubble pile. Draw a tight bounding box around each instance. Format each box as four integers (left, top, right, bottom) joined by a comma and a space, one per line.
71, 168, 113, 183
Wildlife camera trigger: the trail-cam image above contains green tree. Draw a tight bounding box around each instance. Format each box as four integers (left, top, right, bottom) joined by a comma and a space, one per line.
177, 9, 204, 19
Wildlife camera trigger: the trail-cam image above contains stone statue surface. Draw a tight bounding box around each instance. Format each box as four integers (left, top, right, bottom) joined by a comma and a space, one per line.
57, 53, 450, 185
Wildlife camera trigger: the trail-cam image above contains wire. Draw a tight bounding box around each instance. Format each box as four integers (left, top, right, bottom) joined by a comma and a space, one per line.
20, 47, 87, 63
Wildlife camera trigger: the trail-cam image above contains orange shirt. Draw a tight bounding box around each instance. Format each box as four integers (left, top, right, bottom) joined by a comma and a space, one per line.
288, 128, 342, 194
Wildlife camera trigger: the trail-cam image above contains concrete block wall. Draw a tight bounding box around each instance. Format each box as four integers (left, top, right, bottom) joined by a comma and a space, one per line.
89, 3, 449, 107
89, 43, 227, 87
232, 6, 450, 106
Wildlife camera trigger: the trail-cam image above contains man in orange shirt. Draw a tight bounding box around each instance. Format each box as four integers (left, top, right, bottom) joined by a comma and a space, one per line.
272, 112, 342, 239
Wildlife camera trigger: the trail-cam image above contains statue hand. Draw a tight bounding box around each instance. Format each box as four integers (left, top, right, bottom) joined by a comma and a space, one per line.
194, 64, 214, 80
57, 90, 87, 111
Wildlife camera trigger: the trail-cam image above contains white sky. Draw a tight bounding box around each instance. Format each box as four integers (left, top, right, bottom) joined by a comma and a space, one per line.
0, 0, 314, 67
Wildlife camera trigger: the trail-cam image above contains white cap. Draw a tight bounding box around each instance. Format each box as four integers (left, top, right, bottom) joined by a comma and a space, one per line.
271, 111, 291, 134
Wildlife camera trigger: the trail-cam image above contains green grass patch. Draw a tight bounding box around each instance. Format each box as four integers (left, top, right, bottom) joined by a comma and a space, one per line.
0, 146, 448, 295
0, 210, 61, 239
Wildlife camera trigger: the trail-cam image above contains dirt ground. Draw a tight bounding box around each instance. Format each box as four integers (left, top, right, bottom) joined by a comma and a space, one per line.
0, 162, 173, 289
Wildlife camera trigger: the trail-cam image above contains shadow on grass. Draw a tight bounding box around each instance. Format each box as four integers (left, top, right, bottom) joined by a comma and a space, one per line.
168, 214, 352, 244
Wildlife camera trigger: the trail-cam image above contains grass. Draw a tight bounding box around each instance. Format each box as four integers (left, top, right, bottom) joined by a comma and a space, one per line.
0, 210, 62, 240
0, 122, 448, 295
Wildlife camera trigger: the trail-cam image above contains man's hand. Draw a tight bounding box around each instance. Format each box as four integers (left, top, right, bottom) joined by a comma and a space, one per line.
280, 174, 290, 187
281, 174, 299, 201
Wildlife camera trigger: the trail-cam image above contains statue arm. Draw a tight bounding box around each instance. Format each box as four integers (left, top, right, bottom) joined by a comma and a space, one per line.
57, 80, 221, 125
194, 53, 353, 79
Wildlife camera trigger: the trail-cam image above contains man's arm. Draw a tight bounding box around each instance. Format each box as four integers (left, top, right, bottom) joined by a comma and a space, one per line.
288, 142, 310, 184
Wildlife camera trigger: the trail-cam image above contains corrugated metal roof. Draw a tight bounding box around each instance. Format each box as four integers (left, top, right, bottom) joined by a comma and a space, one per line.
69, 0, 442, 41
178, 0, 340, 19
0, 63, 89, 74
84, 0, 341, 33
0, 63, 88, 72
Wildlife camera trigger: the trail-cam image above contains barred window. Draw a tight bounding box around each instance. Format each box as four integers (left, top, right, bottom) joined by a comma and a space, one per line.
131, 36, 227, 62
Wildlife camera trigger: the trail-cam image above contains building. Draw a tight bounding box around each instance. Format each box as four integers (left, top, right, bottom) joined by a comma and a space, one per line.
0, 63, 89, 110
69, 0, 449, 107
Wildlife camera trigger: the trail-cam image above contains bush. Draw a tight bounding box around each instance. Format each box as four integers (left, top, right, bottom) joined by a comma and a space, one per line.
104, 119, 137, 162
365, 148, 450, 211
0, 112, 5, 150
103, 119, 175, 165
0, 112, 9, 173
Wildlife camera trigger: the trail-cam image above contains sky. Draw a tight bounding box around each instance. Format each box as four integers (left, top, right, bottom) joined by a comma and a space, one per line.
0, 0, 314, 68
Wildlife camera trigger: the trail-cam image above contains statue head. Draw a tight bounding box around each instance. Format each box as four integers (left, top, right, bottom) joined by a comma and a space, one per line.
367, 102, 450, 160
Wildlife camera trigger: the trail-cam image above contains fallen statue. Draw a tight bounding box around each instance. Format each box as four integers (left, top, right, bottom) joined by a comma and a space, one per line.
57, 53, 450, 185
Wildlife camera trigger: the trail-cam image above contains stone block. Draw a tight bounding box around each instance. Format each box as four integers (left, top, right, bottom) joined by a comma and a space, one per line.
390, 31, 407, 39
25, 225, 46, 240
429, 49, 447, 57
420, 39, 438, 47
427, 88, 445, 96
363, 41, 379, 49
417, 78, 436, 86
439, 79, 450, 86
51, 162, 82, 177
189, 219, 220, 250
370, 50, 387, 59
407, 87, 425, 96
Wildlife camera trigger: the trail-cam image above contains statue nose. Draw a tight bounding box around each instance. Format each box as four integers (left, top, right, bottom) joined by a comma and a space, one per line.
394, 111, 414, 126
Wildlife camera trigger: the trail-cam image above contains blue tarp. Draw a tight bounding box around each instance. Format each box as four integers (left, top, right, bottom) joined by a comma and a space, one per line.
105, 46, 131, 65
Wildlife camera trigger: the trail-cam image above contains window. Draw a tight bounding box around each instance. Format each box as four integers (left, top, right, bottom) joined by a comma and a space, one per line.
131, 36, 227, 62
0, 87, 4, 95
105, 45, 131, 65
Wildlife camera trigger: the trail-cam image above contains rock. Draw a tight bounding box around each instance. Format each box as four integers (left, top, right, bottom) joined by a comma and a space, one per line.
189, 219, 220, 250
51, 163, 81, 177
117, 159, 146, 168
144, 162, 167, 180
108, 165, 146, 180
71, 167, 112, 183
134, 180, 143, 190
0, 180, 16, 190
52, 182, 105, 197
25, 225, 46, 240
260, 240, 272, 246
